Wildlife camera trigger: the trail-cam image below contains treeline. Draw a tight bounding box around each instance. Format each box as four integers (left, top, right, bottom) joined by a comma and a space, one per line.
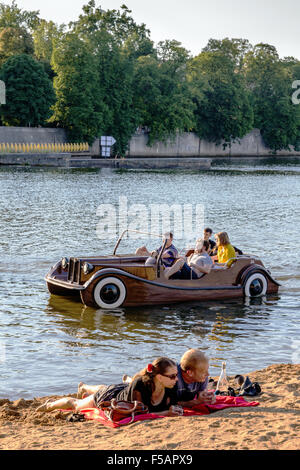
0, 0, 299, 155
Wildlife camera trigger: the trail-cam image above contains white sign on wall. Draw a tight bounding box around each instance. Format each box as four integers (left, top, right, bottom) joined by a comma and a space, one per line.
100, 136, 116, 157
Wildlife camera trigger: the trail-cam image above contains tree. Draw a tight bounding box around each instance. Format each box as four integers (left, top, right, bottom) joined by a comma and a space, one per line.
0, 0, 40, 31
244, 43, 300, 152
0, 0, 41, 66
187, 52, 253, 146
0, 54, 55, 126
33, 19, 65, 80
133, 43, 195, 145
202, 38, 252, 70
0, 26, 34, 66
52, 2, 154, 153
51, 32, 108, 144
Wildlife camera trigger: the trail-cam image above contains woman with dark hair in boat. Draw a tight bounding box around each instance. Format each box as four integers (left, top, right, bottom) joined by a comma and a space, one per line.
36, 357, 183, 417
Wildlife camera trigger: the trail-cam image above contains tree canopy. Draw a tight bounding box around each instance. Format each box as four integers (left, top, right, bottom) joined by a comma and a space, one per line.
0, 54, 55, 126
0, 1, 299, 154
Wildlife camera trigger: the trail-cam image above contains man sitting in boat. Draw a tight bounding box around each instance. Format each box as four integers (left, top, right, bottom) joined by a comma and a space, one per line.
164, 239, 212, 280
135, 232, 178, 268
202, 227, 217, 255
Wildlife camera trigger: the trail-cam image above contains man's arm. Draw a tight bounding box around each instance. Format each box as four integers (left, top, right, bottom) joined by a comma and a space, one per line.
178, 390, 216, 407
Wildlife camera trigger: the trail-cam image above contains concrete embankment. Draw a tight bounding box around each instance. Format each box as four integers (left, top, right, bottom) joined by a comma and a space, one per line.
1, 126, 300, 169
0, 153, 212, 170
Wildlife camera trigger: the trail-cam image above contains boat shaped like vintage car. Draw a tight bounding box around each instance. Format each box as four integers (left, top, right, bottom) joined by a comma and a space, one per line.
45, 231, 280, 309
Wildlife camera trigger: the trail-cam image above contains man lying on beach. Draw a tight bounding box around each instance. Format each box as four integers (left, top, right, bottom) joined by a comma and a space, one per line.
78, 349, 216, 407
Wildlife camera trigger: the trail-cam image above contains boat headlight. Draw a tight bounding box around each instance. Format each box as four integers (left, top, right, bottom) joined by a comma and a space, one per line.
82, 262, 94, 275
61, 257, 69, 269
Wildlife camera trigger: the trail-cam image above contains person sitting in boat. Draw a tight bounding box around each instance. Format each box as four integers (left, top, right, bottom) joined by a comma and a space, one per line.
77, 349, 216, 408
212, 232, 236, 267
202, 227, 217, 255
136, 232, 178, 268
36, 357, 183, 417
164, 239, 212, 280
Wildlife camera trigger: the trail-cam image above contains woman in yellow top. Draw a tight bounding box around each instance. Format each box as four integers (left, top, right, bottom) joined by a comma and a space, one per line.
213, 232, 236, 267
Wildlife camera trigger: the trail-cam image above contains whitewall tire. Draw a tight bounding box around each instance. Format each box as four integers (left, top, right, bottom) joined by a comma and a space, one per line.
244, 273, 268, 297
93, 277, 127, 309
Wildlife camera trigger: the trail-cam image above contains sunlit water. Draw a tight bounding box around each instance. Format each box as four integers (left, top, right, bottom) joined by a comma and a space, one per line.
0, 163, 299, 399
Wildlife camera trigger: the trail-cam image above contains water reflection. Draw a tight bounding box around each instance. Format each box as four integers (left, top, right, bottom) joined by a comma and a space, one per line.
45, 292, 282, 377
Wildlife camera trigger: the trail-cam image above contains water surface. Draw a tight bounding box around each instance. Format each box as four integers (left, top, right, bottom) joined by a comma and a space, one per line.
0, 164, 299, 399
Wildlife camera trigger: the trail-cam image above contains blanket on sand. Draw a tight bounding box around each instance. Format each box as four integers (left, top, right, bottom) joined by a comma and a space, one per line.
77, 396, 259, 428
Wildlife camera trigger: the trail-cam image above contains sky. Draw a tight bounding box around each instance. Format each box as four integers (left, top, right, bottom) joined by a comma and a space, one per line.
3, 0, 300, 59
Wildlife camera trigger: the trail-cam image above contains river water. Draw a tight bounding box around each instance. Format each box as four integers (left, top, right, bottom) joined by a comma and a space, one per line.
0, 162, 299, 399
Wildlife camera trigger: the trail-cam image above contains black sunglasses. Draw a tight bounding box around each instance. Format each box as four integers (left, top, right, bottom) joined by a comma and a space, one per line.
162, 373, 178, 380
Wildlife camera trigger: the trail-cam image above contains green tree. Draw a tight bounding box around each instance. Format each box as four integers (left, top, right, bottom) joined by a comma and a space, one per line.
52, 2, 154, 153
33, 19, 65, 80
133, 41, 195, 145
0, 0, 40, 31
188, 52, 253, 146
202, 38, 253, 70
0, 54, 55, 126
51, 32, 107, 144
0, 26, 34, 66
244, 43, 300, 151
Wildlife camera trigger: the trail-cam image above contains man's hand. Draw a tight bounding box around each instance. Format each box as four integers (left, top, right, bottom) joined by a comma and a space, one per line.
197, 390, 216, 404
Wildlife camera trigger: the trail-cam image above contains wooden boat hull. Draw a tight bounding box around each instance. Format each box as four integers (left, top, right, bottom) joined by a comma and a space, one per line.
46, 255, 280, 309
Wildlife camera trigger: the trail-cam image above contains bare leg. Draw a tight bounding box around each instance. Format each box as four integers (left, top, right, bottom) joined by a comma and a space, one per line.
36, 394, 96, 413
164, 258, 185, 280
77, 382, 105, 399
135, 247, 151, 256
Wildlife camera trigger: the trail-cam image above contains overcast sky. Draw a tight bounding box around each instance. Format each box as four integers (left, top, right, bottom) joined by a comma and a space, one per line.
4, 0, 300, 59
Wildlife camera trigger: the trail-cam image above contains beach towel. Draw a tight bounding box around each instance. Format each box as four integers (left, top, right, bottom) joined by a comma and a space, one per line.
77, 396, 259, 428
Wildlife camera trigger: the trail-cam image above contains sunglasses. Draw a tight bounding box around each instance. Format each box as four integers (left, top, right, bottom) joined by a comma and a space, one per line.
162, 373, 178, 380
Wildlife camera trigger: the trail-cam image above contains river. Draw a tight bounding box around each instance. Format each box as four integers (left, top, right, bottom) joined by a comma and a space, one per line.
0, 162, 299, 399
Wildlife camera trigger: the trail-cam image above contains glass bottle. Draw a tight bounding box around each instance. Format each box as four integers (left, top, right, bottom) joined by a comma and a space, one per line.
216, 361, 228, 395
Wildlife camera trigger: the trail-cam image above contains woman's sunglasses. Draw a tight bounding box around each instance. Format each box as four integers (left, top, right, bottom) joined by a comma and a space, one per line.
162, 373, 178, 380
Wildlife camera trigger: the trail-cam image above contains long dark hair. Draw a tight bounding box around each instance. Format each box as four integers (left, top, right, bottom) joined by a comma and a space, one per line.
133, 357, 177, 393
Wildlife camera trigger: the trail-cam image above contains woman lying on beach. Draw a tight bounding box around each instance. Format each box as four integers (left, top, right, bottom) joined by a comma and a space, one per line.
36, 357, 183, 417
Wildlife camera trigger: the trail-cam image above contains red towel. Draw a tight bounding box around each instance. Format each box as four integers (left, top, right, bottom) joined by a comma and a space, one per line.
79, 396, 259, 428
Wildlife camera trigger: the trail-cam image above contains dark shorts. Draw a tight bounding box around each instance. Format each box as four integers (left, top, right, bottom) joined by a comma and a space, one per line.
170, 262, 198, 280
94, 383, 127, 408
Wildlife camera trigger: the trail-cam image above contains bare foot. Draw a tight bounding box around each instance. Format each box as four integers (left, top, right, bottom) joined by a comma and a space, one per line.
77, 382, 86, 399
122, 375, 133, 384
36, 399, 53, 413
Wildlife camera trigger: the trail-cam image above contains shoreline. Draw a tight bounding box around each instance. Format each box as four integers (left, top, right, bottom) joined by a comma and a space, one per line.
1, 153, 300, 170
0, 363, 299, 450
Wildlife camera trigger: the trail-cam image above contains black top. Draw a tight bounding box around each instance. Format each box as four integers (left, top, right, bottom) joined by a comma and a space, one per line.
208, 239, 216, 254
117, 376, 178, 412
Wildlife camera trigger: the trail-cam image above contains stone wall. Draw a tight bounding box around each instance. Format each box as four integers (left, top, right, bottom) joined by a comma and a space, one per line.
1, 126, 300, 157
0, 126, 67, 144
128, 129, 300, 157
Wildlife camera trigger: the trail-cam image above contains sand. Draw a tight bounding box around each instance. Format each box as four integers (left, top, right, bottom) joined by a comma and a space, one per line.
0, 363, 299, 450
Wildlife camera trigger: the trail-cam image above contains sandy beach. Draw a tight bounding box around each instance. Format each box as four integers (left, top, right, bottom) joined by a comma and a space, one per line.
0, 363, 299, 450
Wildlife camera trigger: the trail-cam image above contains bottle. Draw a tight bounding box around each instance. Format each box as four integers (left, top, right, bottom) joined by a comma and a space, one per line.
216, 361, 228, 395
